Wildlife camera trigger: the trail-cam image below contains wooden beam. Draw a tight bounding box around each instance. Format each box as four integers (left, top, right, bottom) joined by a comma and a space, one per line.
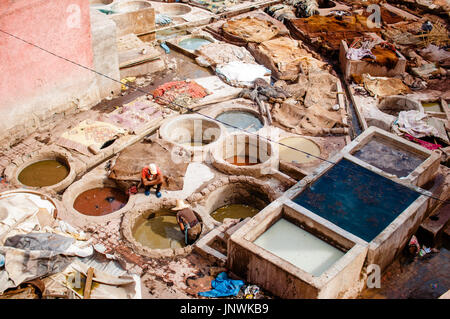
83, 267, 95, 299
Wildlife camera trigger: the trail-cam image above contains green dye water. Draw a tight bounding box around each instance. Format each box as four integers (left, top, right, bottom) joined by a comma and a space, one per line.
132, 209, 184, 249
278, 137, 321, 164
211, 204, 259, 223
178, 38, 212, 51
18, 160, 69, 187
422, 102, 443, 113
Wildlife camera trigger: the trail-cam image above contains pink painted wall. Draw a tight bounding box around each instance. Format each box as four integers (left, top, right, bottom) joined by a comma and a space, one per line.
0, 0, 94, 108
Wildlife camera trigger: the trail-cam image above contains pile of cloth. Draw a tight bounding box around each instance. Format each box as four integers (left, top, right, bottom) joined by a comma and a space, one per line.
103, 100, 162, 134
152, 80, 209, 109
222, 17, 281, 43
265, 4, 296, 22
195, 42, 256, 68
0, 191, 140, 299
248, 37, 323, 81
353, 74, 411, 97
216, 62, 271, 88
56, 120, 126, 156
272, 71, 346, 135
198, 272, 244, 298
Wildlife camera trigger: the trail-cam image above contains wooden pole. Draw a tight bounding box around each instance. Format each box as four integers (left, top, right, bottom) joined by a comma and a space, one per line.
84, 267, 95, 299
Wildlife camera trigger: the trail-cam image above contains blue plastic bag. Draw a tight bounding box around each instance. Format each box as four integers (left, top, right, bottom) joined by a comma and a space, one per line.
198, 272, 244, 297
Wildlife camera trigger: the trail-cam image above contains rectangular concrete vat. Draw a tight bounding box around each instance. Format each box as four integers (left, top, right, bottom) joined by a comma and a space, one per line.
339, 39, 407, 81
341, 126, 441, 188
228, 200, 368, 299
284, 152, 433, 271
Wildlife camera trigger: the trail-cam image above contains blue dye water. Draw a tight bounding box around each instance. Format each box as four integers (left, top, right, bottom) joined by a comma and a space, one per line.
178, 38, 212, 51
216, 111, 263, 133
292, 159, 420, 242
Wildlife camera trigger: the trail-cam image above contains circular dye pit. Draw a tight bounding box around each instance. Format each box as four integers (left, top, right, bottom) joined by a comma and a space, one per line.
211, 134, 273, 176
178, 38, 212, 52
159, 115, 225, 149
216, 110, 264, 133
377, 96, 422, 117
112, 1, 151, 13
156, 3, 192, 16
278, 137, 321, 164
18, 159, 70, 187
132, 209, 185, 249
211, 204, 259, 223
73, 187, 129, 216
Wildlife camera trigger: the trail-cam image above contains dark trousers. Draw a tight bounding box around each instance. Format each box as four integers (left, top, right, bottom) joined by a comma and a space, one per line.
145, 183, 162, 193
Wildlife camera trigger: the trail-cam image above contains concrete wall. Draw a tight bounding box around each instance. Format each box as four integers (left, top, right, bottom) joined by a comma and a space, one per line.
0, 0, 100, 146
90, 8, 121, 99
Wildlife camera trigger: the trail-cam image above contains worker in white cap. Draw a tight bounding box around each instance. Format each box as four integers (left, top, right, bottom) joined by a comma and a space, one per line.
141, 163, 164, 198
172, 199, 201, 245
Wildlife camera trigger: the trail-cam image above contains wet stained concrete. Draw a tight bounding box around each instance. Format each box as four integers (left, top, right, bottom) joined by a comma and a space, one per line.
73, 187, 128, 216
359, 241, 450, 299
18, 159, 69, 187
353, 138, 426, 178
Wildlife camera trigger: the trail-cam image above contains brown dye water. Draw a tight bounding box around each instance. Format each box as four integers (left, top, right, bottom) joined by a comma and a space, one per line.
18, 160, 69, 187
288, 15, 379, 52
73, 187, 128, 216
422, 102, 443, 113
132, 209, 184, 249
211, 204, 259, 222
278, 137, 321, 164
353, 138, 425, 177
225, 155, 260, 166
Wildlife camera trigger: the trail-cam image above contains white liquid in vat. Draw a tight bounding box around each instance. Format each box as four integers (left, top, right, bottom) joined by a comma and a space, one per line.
253, 218, 345, 277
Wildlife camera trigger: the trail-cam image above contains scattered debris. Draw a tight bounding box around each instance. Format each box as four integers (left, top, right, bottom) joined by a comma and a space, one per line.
198, 272, 244, 298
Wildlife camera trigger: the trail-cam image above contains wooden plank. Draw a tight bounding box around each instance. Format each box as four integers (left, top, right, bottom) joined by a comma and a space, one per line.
117, 34, 161, 69
381, 3, 420, 21
83, 267, 95, 299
